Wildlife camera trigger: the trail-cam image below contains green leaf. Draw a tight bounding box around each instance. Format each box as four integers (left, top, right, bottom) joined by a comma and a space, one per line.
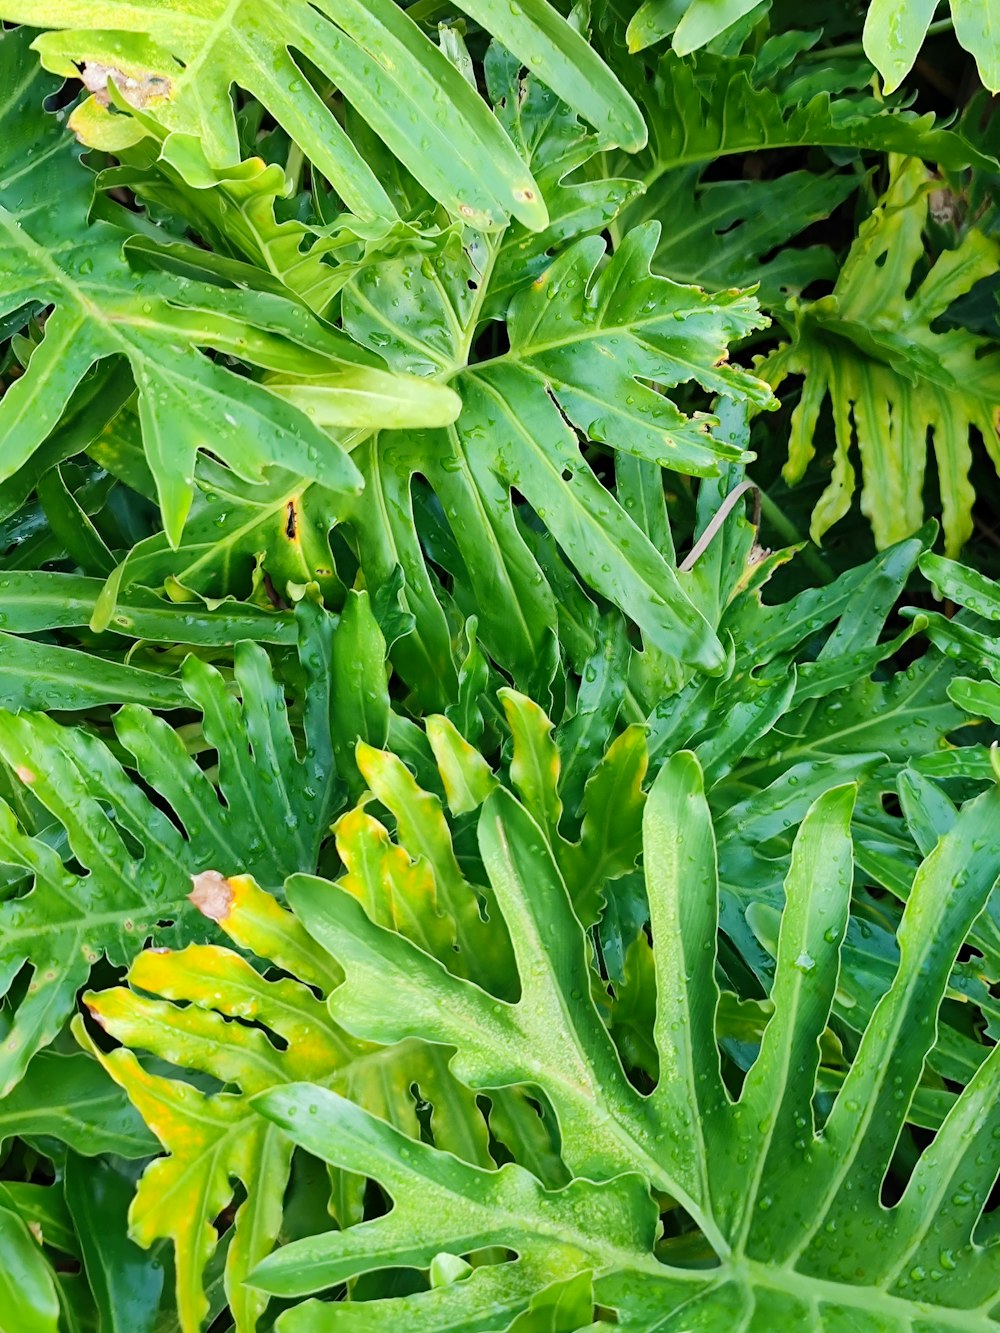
104, 132, 384, 315
0, 1052, 156, 1158
482, 44, 644, 319
554, 612, 631, 816
613, 50, 993, 184
330, 590, 390, 795
0, 1205, 61, 1333
64, 1155, 166, 1333
502, 1272, 595, 1331
0, 602, 344, 1093
349, 742, 516, 991
864, 0, 1000, 93
0, 1184, 78, 1262
15, 0, 643, 230
0, 30, 457, 543
252, 1083, 658, 1308
0, 633, 188, 711
499, 689, 563, 838
637, 167, 857, 305
672, 0, 767, 54
557, 725, 648, 927
760, 157, 1000, 556
863, 0, 938, 94
426, 714, 498, 815
952, 0, 1000, 92
256, 753, 1000, 1326
623, 0, 1000, 94
949, 676, 1000, 723
919, 552, 1000, 620
94, 458, 349, 610
343, 224, 771, 686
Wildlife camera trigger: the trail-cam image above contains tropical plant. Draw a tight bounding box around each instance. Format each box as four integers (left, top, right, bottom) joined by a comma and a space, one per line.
87, 742, 1000, 1327
625, 0, 1000, 97
0, 591, 373, 1095
12, 583, 999, 1324
0, 30, 467, 547
1, 0, 1000, 1329
760, 156, 1000, 558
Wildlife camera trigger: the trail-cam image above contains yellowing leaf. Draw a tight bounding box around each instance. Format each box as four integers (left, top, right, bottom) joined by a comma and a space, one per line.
77, 885, 491, 1332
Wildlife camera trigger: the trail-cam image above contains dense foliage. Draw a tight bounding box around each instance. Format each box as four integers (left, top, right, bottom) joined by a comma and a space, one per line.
1, 2, 1000, 1329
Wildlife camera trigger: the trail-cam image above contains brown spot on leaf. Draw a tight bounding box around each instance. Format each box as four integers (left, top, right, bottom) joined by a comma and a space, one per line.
80, 62, 171, 110
285, 499, 298, 541
929, 187, 961, 227
189, 870, 234, 923
747, 541, 772, 567
14, 766, 35, 784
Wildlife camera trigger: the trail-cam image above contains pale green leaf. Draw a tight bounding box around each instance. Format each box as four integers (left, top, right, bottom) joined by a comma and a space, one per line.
760, 158, 1000, 555
863, 0, 938, 93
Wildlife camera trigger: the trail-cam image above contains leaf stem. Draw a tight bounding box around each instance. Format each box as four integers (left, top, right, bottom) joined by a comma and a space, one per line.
802, 16, 955, 63
284, 141, 305, 195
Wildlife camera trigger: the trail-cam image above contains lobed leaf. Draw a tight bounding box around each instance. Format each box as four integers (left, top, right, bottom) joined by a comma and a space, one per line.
255, 752, 1000, 1326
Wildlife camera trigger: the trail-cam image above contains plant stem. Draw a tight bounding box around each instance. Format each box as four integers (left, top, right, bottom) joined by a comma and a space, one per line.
284, 141, 305, 195
802, 16, 954, 63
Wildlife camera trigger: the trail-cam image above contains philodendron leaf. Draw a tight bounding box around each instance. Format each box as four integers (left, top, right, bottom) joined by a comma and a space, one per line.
343, 222, 772, 695
0, 1204, 61, 1333
76, 870, 501, 1333
257, 753, 1000, 1327
0, 633, 189, 712
0, 600, 352, 1094
9, 0, 643, 231
0, 30, 458, 544
919, 551, 1000, 622
613, 50, 995, 175
101, 131, 385, 316
864, 0, 1000, 94
0, 571, 297, 645
64, 1154, 166, 1333
348, 701, 648, 946
253, 1085, 659, 1327
0, 1052, 156, 1158
620, 0, 1000, 94
760, 156, 1000, 557
603, 48, 996, 320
